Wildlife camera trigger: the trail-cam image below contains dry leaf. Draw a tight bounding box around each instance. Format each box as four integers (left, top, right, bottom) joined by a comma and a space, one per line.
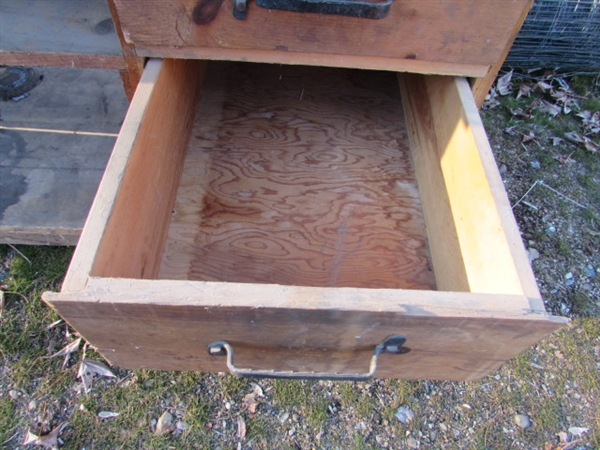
236, 415, 246, 440
539, 100, 562, 117
522, 131, 539, 144
583, 137, 599, 153
568, 427, 589, 437
78, 359, 116, 393
98, 411, 120, 419
517, 83, 533, 99
484, 86, 501, 109
555, 153, 575, 165
243, 384, 264, 415
44, 319, 63, 330
23, 423, 66, 449
535, 81, 553, 93
45, 337, 81, 368
552, 137, 564, 146
565, 131, 584, 144
509, 108, 532, 119
155, 411, 176, 435
497, 70, 513, 96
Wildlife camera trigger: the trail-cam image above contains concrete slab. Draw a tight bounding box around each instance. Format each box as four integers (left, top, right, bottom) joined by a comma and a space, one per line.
0, 66, 128, 245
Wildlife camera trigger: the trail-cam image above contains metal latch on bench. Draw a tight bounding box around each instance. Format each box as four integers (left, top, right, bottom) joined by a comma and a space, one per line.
207, 334, 409, 381
233, 0, 395, 20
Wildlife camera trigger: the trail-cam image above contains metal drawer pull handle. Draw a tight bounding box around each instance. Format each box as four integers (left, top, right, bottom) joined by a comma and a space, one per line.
207, 334, 409, 380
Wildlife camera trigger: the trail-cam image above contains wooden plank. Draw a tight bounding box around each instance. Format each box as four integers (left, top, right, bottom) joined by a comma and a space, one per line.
113, 0, 530, 73
139, 45, 489, 78
453, 76, 544, 310
159, 63, 435, 290
60, 60, 162, 290
0, 51, 125, 70
470, 0, 533, 108
86, 59, 205, 281
0, 228, 80, 246
107, 0, 144, 100
44, 278, 565, 380
399, 74, 530, 297
0, 0, 123, 68
0, 67, 128, 246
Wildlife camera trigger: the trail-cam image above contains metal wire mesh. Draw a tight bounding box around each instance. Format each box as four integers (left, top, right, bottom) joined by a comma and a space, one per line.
505, 0, 600, 70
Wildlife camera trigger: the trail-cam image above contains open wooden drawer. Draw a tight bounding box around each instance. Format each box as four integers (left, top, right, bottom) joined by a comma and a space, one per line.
43, 59, 565, 381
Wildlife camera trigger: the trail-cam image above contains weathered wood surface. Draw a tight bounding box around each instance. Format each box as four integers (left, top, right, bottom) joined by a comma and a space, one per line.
0, 0, 125, 69
470, 0, 533, 108
0, 67, 128, 246
61, 59, 205, 291
159, 62, 435, 290
112, 0, 530, 76
44, 279, 565, 380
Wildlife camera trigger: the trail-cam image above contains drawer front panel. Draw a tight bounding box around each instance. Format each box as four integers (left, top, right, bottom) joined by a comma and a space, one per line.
113, 0, 531, 76
46, 280, 561, 381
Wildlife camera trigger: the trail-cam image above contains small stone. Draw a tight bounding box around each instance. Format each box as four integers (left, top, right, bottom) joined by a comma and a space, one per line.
530, 160, 541, 169
499, 164, 508, 174
582, 282, 593, 291
584, 266, 596, 277
225, 401, 231, 410
8, 390, 19, 399
279, 412, 289, 424
430, 431, 437, 441
288, 428, 295, 437
565, 279, 575, 286
407, 436, 419, 448
155, 411, 176, 435
176, 421, 188, 431
28, 400, 37, 410
546, 226, 556, 233
376, 435, 384, 444
395, 406, 415, 425
565, 272, 573, 279
528, 248, 540, 262
439, 423, 448, 432
514, 414, 531, 429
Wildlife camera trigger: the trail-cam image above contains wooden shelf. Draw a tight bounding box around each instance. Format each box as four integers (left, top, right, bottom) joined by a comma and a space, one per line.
0, 0, 125, 69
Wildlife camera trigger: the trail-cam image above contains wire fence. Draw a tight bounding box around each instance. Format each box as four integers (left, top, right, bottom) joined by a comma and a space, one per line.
505, 0, 600, 71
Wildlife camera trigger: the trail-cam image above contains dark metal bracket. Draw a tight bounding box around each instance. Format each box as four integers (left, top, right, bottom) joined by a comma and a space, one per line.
207, 334, 409, 380
233, 0, 395, 20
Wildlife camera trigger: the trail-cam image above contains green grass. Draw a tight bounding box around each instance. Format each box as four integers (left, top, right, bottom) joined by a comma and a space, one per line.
1, 245, 599, 448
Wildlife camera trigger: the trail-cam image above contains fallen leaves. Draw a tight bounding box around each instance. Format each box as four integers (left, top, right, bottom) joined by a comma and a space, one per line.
23, 423, 66, 449
45, 338, 81, 368
236, 415, 246, 440
155, 410, 176, 435
242, 383, 264, 416
497, 70, 514, 96
78, 359, 116, 394
484, 71, 600, 154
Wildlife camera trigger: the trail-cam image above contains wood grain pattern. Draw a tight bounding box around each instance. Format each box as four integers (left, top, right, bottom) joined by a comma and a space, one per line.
89, 59, 205, 281
112, 0, 530, 75
44, 278, 565, 380
399, 73, 537, 301
159, 63, 434, 290
0, 0, 124, 69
